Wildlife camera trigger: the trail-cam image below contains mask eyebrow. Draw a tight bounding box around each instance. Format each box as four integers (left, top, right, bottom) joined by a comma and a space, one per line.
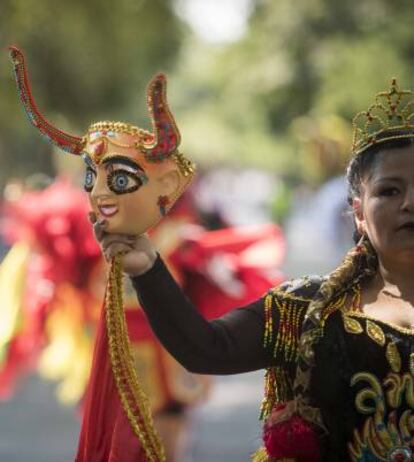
102, 155, 144, 172
82, 153, 96, 170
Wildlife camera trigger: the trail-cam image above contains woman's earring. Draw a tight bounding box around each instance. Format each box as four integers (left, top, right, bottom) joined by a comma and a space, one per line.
355, 233, 366, 253
157, 195, 170, 216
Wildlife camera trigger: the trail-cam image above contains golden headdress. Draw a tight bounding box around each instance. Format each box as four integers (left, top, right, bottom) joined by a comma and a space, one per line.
352, 78, 414, 156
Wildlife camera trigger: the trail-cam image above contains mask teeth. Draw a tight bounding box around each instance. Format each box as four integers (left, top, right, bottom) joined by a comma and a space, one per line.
142, 73, 181, 162
9, 46, 85, 155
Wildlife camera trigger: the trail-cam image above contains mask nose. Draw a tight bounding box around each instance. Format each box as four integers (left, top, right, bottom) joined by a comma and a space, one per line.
90, 165, 111, 201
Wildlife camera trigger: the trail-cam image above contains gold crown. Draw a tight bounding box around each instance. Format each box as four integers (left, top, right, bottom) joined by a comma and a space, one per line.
352, 78, 414, 155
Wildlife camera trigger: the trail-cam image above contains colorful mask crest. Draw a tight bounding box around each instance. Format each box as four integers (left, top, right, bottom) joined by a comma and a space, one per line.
9, 46, 195, 235
352, 78, 414, 156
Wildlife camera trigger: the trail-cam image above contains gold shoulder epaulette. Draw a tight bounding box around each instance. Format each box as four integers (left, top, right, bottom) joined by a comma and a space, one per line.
261, 276, 323, 420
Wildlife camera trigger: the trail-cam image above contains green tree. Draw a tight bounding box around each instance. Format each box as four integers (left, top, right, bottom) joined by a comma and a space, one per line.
0, 0, 184, 186
171, 0, 414, 179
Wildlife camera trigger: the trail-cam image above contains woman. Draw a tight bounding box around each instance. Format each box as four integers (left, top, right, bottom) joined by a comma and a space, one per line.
90, 78, 414, 462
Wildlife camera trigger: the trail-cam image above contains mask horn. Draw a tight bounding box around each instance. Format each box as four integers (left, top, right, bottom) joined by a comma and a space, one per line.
142, 73, 181, 162
9, 46, 85, 155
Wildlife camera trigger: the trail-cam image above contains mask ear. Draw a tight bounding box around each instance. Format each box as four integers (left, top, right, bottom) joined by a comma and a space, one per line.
352, 196, 365, 235
157, 168, 181, 198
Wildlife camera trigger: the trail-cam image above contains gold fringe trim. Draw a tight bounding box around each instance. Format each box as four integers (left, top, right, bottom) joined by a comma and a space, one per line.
106, 256, 166, 461
252, 447, 295, 462
260, 367, 292, 420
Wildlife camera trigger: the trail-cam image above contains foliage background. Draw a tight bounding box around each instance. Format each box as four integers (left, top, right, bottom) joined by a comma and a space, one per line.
1, 0, 414, 187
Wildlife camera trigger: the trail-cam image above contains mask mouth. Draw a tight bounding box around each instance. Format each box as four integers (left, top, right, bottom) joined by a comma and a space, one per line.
98, 204, 119, 217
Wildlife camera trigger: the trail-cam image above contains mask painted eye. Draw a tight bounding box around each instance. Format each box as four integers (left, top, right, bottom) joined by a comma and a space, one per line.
84, 168, 96, 192
107, 169, 146, 195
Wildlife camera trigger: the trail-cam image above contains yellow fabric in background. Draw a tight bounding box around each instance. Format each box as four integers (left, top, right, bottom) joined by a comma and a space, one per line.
0, 242, 30, 365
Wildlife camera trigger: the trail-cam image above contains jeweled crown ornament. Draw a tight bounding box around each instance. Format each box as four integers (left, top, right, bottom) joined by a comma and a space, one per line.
352, 78, 414, 156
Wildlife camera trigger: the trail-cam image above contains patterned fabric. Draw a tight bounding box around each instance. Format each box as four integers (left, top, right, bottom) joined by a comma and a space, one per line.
262, 280, 414, 461
312, 309, 414, 461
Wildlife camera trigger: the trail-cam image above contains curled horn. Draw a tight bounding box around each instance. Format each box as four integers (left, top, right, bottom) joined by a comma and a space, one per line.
142, 73, 181, 162
9, 46, 85, 155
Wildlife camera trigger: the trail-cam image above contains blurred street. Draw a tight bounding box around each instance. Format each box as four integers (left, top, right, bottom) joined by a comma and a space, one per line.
0, 371, 263, 462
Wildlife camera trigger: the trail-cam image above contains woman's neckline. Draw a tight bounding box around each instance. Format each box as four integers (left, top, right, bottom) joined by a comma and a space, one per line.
344, 281, 414, 335
345, 309, 414, 336
346, 282, 414, 335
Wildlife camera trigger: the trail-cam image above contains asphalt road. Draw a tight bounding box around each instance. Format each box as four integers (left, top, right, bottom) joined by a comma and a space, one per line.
0, 371, 264, 462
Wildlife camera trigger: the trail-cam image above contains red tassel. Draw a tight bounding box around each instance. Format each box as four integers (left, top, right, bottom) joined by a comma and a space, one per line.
263, 406, 321, 462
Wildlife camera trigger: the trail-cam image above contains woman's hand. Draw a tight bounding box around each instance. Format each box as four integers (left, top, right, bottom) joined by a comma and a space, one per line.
89, 212, 157, 276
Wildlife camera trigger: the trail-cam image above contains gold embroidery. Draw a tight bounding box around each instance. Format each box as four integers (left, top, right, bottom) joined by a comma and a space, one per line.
270, 285, 316, 303
410, 353, 414, 376
386, 342, 401, 373
349, 371, 414, 461
345, 311, 414, 336
366, 320, 386, 346
343, 314, 363, 334
383, 372, 414, 409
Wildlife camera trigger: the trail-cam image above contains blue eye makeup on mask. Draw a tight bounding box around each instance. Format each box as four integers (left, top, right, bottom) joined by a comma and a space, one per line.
103, 155, 148, 195
84, 168, 97, 192
82, 153, 97, 193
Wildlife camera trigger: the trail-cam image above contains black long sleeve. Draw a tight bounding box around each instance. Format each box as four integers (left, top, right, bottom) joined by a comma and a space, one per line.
131, 255, 274, 375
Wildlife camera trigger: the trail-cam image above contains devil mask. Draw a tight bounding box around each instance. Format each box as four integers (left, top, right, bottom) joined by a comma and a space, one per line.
9, 46, 195, 235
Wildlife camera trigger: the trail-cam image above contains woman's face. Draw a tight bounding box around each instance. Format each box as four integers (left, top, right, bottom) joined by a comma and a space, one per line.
354, 145, 414, 264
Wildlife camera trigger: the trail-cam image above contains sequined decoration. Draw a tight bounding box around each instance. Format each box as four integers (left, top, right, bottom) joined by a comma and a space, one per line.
143, 74, 181, 162
263, 292, 273, 348
9, 46, 85, 155
409, 353, 414, 376
386, 341, 401, 373
366, 320, 386, 346
342, 314, 363, 334
273, 295, 306, 362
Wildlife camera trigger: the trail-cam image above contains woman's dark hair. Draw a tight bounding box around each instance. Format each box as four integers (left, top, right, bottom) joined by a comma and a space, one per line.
346, 131, 414, 242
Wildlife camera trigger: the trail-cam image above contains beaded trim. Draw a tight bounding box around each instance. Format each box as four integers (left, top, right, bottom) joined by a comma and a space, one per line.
142, 74, 181, 163
251, 446, 295, 462
106, 256, 165, 461
88, 121, 150, 139
262, 289, 310, 420
171, 151, 196, 178
9, 46, 86, 155
261, 281, 351, 426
